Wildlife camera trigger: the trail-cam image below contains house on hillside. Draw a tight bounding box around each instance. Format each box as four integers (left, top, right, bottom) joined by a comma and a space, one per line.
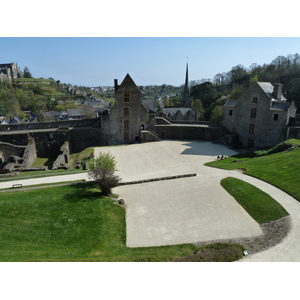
222, 81, 297, 149
101, 74, 157, 144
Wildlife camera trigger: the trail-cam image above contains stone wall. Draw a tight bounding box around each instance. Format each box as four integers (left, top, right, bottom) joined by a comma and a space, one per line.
69, 127, 105, 153
0, 118, 99, 132
52, 141, 70, 169
21, 137, 37, 168
153, 124, 228, 142
0, 142, 25, 164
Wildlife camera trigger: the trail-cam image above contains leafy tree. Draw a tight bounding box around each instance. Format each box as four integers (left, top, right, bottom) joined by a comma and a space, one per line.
23, 67, 32, 78
88, 152, 121, 195
192, 99, 204, 120
210, 104, 224, 120
190, 82, 218, 110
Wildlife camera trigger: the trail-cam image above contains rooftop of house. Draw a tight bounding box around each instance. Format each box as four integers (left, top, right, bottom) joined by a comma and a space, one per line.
257, 82, 287, 101
161, 107, 194, 114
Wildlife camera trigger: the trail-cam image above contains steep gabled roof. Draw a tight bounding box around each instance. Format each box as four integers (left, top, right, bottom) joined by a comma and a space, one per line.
118, 73, 142, 95
256, 82, 287, 101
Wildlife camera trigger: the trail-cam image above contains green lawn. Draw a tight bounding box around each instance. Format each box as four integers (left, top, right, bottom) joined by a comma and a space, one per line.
0, 183, 200, 262
205, 139, 300, 202
221, 177, 289, 224
0, 182, 247, 262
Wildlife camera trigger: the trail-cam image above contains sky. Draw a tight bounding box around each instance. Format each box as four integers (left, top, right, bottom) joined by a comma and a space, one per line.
1, 37, 300, 87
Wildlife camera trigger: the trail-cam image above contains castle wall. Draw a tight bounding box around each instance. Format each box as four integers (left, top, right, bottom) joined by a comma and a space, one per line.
0, 142, 25, 163
153, 124, 228, 141
69, 127, 105, 153
0, 118, 98, 132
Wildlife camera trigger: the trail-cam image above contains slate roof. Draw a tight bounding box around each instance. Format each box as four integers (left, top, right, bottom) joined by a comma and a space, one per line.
162, 107, 194, 115
271, 101, 292, 111
67, 108, 84, 117
256, 82, 287, 101
224, 100, 237, 107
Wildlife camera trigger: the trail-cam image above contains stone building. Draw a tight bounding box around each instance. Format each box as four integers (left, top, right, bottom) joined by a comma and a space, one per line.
222, 81, 297, 149
0, 63, 22, 81
101, 74, 157, 145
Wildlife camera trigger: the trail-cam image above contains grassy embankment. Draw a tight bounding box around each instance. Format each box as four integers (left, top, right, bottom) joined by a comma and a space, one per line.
206, 139, 300, 202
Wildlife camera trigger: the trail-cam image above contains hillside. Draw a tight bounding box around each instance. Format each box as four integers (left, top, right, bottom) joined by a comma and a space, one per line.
0, 78, 91, 120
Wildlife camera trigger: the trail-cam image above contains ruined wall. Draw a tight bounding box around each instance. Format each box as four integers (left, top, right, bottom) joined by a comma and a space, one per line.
21, 137, 37, 168
0, 142, 25, 163
52, 141, 70, 169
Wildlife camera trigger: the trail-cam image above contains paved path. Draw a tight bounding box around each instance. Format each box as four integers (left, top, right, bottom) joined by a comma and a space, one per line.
0, 172, 89, 190
94, 141, 300, 261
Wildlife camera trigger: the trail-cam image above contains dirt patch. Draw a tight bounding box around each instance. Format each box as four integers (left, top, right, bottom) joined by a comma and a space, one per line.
193, 216, 291, 258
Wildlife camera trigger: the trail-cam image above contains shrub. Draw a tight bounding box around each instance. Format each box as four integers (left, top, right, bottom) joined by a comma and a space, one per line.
88, 152, 121, 195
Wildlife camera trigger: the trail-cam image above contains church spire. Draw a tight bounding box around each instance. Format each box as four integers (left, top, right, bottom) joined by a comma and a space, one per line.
182, 59, 191, 107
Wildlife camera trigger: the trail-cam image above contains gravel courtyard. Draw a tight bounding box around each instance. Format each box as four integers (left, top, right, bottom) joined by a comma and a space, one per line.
94, 140, 263, 247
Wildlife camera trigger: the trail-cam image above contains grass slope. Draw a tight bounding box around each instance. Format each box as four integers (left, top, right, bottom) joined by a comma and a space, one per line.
206, 139, 300, 202
221, 177, 289, 224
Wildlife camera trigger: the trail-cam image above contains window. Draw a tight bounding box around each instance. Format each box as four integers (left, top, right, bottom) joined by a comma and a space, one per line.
249, 123, 254, 134
248, 139, 254, 148
124, 107, 129, 116
250, 108, 257, 118
252, 97, 258, 103
124, 120, 129, 129
229, 110, 233, 116
273, 114, 279, 121
124, 93, 129, 102
124, 132, 129, 140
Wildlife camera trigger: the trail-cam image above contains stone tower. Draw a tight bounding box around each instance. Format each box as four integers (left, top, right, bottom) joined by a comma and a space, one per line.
101, 73, 156, 145
181, 62, 191, 107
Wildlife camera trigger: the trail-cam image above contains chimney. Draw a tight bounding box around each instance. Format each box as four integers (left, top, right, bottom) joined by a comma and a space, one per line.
273, 83, 282, 100
114, 79, 119, 93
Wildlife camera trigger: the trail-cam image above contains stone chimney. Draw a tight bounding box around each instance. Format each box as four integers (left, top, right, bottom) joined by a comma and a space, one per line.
273, 83, 283, 100
114, 79, 119, 93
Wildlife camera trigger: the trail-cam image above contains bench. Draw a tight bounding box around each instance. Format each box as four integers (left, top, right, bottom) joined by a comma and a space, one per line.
12, 184, 23, 188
